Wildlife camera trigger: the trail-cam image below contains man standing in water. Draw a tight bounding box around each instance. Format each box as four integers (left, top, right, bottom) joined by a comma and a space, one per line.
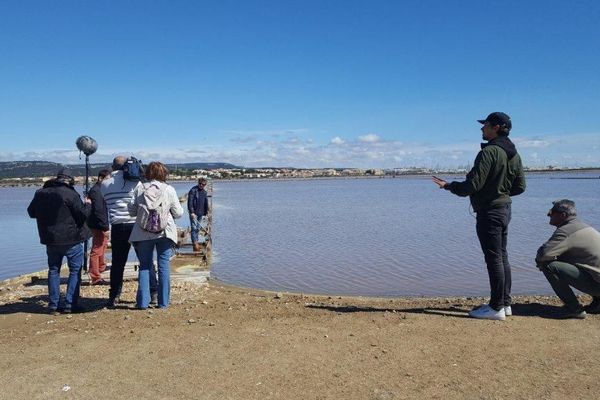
187, 177, 209, 252
432, 112, 526, 320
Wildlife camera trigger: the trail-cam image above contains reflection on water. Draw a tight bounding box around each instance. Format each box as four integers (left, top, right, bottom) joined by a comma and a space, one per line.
209, 173, 599, 297
3, 173, 599, 298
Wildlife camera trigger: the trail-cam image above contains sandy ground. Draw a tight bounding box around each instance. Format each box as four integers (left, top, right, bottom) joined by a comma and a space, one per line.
1, 273, 600, 400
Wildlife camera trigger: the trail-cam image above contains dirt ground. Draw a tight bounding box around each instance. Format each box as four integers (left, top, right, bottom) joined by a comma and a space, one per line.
1, 274, 600, 400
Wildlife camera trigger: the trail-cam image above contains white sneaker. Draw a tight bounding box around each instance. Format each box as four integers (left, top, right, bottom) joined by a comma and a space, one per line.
504, 306, 512, 316
468, 304, 506, 321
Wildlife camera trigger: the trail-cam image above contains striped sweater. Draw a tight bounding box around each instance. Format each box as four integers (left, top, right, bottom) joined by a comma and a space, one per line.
100, 171, 141, 225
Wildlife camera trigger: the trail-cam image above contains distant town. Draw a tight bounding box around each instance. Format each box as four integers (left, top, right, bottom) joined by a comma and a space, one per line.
163, 165, 600, 181
0, 161, 598, 187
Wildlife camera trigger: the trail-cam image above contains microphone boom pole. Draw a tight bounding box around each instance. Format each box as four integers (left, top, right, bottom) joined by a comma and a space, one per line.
76, 136, 98, 274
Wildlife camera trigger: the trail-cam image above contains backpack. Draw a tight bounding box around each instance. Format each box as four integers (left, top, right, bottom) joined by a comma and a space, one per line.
136, 183, 171, 233
123, 157, 144, 181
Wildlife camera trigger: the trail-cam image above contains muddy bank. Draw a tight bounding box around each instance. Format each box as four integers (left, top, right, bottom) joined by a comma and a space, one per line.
1, 275, 600, 400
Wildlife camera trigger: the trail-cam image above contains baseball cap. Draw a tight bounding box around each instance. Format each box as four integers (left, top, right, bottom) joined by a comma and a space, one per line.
477, 112, 512, 131
56, 168, 75, 186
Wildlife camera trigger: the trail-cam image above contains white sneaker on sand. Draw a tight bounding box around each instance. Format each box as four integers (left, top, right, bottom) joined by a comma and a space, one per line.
504, 306, 512, 316
468, 304, 506, 321
561, 307, 586, 319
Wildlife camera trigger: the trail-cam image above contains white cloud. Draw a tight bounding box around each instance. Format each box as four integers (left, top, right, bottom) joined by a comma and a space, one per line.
230, 135, 258, 144
284, 137, 300, 145
2, 132, 599, 169
513, 138, 552, 148
330, 136, 345, 145
358, 133, 380, 143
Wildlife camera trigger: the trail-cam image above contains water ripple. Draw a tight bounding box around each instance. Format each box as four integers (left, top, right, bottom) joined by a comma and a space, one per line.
3, 176, 599, 298
210, 175, 600, 297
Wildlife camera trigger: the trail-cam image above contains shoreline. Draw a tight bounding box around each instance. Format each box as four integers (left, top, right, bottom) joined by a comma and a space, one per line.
2, 168, 599, 187
0, 266, 590, 311
0, 266, 556, 300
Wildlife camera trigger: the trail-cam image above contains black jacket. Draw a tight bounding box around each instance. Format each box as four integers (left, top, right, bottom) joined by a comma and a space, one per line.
87, 182, 109, 231
187, 186, 209, 216
27, 179, 92, 245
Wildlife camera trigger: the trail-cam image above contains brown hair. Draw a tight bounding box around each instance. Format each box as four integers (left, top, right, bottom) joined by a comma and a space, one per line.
98, 169, 111, 180
145, 161, 168, 182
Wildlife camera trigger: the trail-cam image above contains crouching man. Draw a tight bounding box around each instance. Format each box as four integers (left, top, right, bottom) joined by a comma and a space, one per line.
27, 169, 91, 314
536, 199, 600, 319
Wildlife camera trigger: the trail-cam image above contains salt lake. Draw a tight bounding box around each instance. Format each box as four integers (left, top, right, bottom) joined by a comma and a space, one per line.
2, 172, 598, 297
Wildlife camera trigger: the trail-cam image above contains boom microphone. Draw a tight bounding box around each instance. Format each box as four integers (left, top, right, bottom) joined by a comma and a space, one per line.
76, 135, 98, 156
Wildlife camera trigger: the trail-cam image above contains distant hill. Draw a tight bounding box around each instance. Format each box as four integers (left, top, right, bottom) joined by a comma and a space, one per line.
0, 161, 67, 178
0, 161, 112, 178
0, 161, 242, 179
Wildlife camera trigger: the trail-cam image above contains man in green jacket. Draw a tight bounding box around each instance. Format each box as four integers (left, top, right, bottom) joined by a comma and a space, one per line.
433, 112, 526, 320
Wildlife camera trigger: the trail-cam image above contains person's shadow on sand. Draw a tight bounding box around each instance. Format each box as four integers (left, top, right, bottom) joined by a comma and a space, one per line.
0, 294, 110, 315
305, 302, 574, 320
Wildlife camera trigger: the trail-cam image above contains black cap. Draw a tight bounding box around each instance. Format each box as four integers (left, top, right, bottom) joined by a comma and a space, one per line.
477, 112, 512, 131
56, 168, 75, 186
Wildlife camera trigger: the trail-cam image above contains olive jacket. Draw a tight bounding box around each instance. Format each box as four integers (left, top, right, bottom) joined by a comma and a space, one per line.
445, 136, 526, 212
536, 217, 600, 282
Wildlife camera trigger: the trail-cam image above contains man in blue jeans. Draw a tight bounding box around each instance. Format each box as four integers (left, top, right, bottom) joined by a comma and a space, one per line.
187, 178, 209, 252
28, 169, 91, 314
536, 199, 600, 319
433, 112, 526, 320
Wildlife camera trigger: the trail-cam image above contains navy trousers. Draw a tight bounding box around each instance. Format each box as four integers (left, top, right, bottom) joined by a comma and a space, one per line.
476, 203, 512, 311
109, 223, 134, 300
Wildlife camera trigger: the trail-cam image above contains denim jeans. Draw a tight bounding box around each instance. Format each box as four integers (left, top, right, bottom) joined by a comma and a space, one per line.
133, 238, 173, 309
542, 261, 600, 311
46, 243, 84, 310
476, 203, 512, 311
190, 215, 200, 243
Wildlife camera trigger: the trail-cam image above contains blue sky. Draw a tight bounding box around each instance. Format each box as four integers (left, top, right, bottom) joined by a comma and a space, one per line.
1, 0, 599, 168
